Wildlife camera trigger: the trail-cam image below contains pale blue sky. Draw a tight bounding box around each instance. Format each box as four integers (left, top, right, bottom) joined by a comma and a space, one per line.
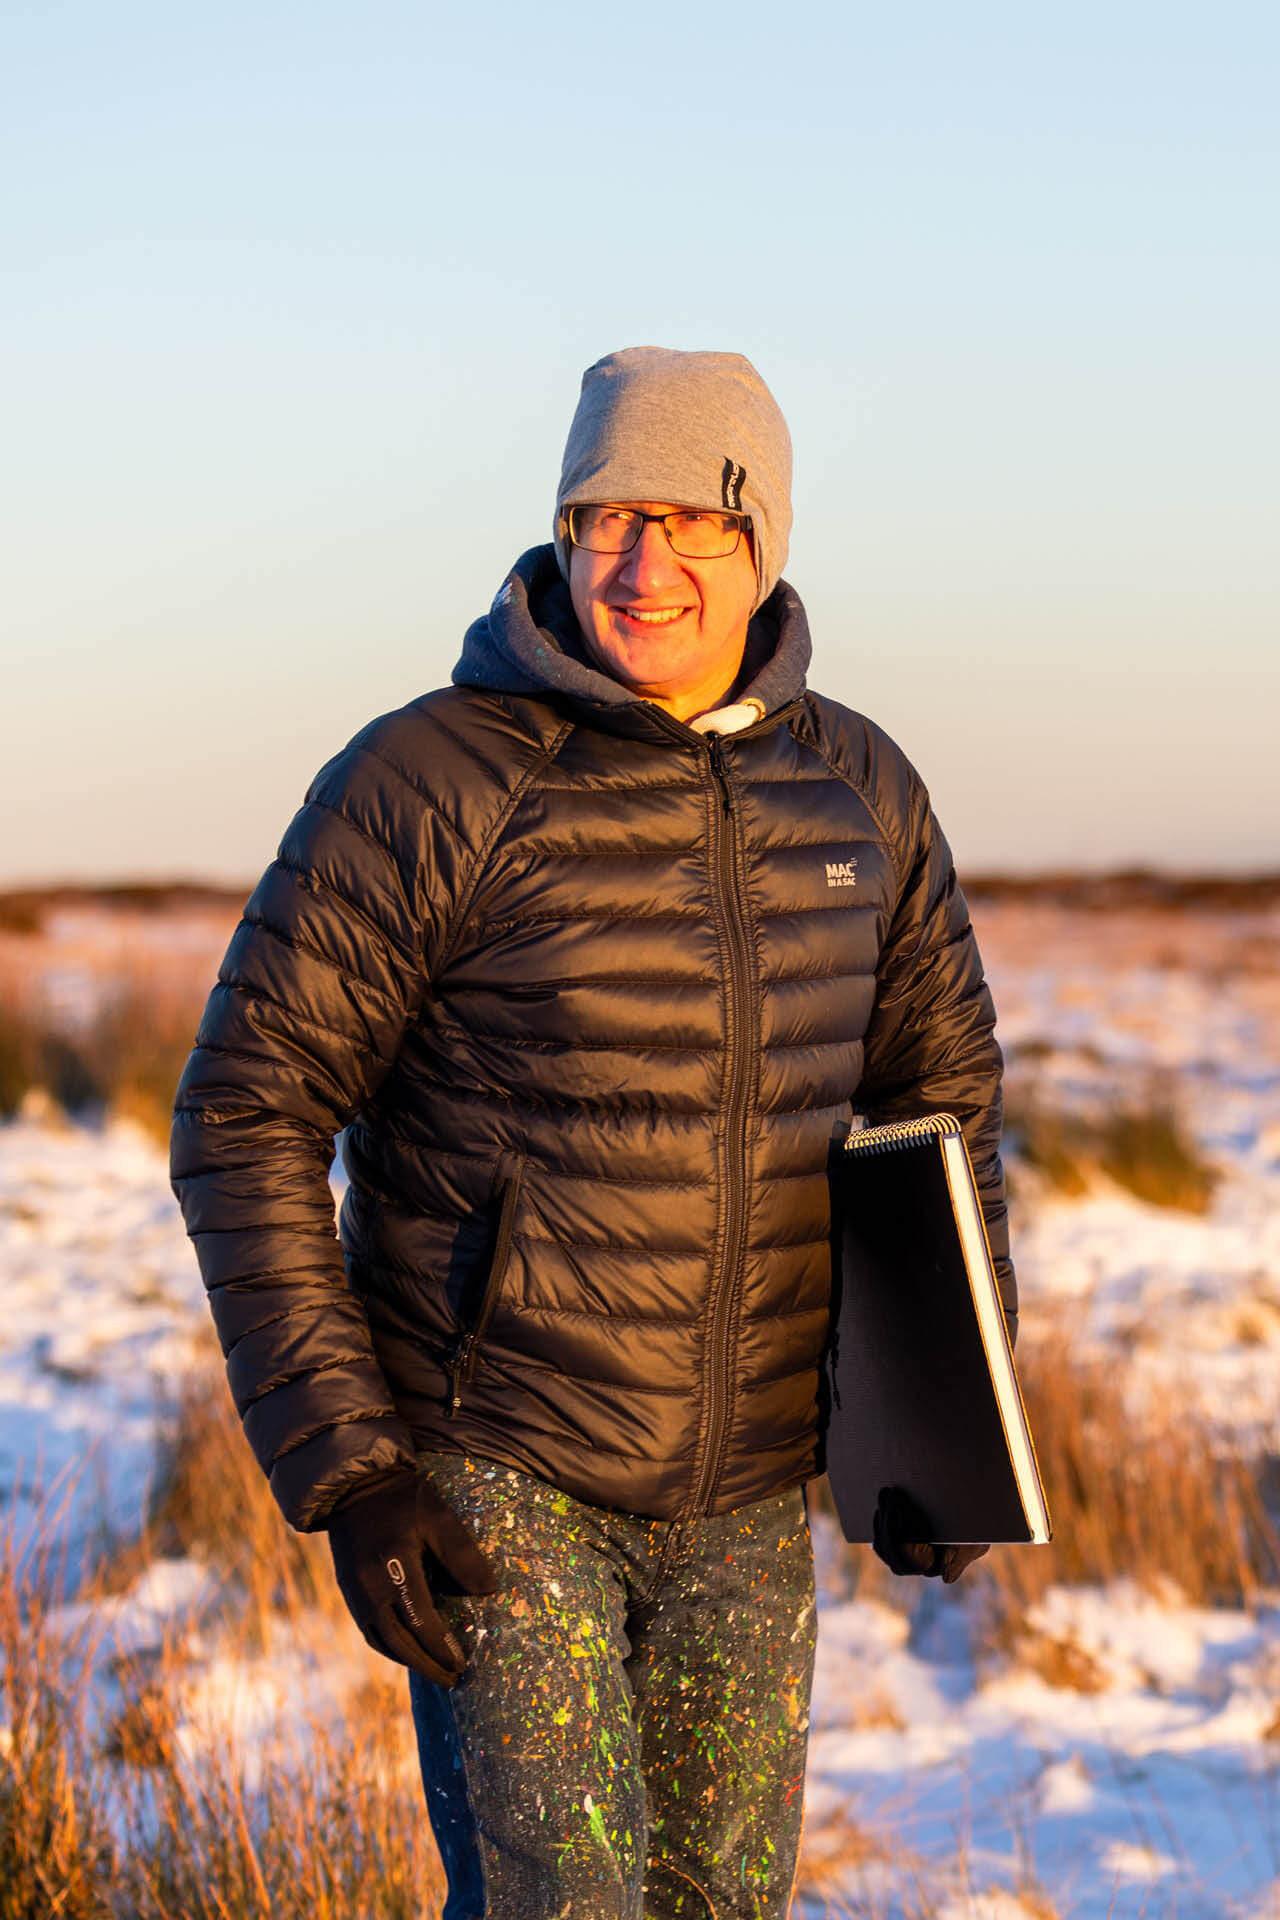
3, 1, 1276, 882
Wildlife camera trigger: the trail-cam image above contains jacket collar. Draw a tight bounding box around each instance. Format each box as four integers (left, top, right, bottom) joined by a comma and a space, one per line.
451, 544, 812, 732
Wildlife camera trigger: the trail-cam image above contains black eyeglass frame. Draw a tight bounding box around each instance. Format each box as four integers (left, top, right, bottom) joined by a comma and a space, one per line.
565, 504, 753, 559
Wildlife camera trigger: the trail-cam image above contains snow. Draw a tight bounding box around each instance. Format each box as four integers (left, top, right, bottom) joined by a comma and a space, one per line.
48, 1556, 221, 1666
1, 898, 1278, 1916
802, 1563, 1280, 1912
1016, 1183, 1280, 1449
0, 1101, 209, 1576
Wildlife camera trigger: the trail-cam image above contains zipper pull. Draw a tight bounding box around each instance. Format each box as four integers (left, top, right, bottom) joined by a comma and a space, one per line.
707, 732, 734, 814
444, 1333, 475, 1418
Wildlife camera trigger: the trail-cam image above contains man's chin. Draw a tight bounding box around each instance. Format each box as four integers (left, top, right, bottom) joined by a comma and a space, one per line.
588, 629, 701, 691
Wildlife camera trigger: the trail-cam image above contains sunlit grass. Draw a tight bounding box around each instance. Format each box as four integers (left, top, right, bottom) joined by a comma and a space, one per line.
4, 1316, 1276, 1916
1004, 1092, 1220, 1213
0, 1459, 446, 1919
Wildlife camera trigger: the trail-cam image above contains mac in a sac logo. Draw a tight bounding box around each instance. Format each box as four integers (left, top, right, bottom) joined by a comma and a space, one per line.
825, 858, 858, 888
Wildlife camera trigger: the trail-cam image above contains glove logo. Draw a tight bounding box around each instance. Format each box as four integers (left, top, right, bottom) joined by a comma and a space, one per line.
385, 1555, 423, 1626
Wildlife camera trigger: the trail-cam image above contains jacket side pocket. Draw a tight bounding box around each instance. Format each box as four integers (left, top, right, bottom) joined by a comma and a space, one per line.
443, 1152, 525, 1418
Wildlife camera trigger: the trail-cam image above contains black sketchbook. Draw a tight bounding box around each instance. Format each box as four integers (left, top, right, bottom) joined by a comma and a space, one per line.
822, 1113, 1051, 1547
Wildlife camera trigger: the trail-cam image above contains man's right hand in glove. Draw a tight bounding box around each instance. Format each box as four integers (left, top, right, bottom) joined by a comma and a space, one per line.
325, 1468, 499, 1685
872, 1485, 989, 1585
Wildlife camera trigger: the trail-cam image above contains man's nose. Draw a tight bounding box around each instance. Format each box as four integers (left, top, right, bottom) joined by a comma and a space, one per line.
617, 520, 685, 593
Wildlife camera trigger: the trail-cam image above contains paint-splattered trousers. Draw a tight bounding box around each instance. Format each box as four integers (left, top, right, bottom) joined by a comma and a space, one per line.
407, 1451, 817, 1920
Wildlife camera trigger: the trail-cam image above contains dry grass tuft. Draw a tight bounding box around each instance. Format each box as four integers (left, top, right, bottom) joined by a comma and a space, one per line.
0, 896, 233, 1141
1005, 1893, 1063, 1920
0, 1474, 446, 1919
0, 1512, 118, 1919
125, 1689, 442, 1920
1005, 1330, 1277, 1608
1002, 1100, 1093, 1199
0, 984, 199, 1145
794, 1812, 1067, 1919
101, 1686, 176, 1773
0, 1003, 44, 1122
1095, 1105, 1220, 1213
794, 1807, 895, 1912
100, 1655, 181, 1771
8, 1332, 1259, 1915
0, 895, 45, 937
79, 982, 200, 1144
1017, 1633, 1108, 1695
1004, 1094, 1220, 1213
847, 1692, 908, 1732
966, 1326, 1280, 1684
142, 1354, 346, 1644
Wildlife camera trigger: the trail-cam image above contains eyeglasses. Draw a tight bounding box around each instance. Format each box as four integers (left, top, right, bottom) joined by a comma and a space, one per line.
566, 504, 751, 560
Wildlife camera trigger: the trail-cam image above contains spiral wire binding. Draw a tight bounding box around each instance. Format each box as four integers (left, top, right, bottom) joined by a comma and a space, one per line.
844, 1112, 961, 1156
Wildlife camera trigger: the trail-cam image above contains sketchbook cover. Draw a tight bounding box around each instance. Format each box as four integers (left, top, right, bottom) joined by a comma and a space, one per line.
822, 1116, 1050, 1547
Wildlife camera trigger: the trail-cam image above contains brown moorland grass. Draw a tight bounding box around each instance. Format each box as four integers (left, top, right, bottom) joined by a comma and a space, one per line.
0, 982, 202, 1146
117, 1672, 444, 1920
0, 1490, 447, 1918
0, 873, 1271, 1920
967, 1324, 1279, 1681
1016, 1325, 1280, 1605
152, 1341, 1270, 1896
5, 1322, 1273, 1917
0, 1515, 118, 1919
138, 1361, 347, 1645
0, 898, 229, 1142
1003, 1092, 1221, 1214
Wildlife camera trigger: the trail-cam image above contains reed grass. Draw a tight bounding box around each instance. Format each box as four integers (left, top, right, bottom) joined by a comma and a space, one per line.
0, 983, 199, 1145
0, 1495, 119, 1919
0, 1473, 446, 1919
1004, 1093, 1220, 1213
5, 1318, 1271, 1916
971, 1325, 1280, 1689
140, 1363, 345, 1645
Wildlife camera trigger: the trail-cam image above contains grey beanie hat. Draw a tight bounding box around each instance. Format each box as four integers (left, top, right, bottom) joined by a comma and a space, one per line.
554, 346, 793, 610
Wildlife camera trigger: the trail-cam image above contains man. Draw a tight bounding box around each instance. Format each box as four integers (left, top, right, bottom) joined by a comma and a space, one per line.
171, 346, 1012, 1920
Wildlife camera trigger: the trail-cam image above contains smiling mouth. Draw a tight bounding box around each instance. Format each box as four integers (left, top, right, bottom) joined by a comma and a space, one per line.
614, 606, 689, 625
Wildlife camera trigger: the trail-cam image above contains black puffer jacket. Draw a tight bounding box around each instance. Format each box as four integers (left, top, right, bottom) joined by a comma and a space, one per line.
171, 548, 1012, 1531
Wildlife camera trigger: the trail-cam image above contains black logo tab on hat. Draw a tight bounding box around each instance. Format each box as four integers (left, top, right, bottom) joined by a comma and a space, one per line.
721, 458, 746, 511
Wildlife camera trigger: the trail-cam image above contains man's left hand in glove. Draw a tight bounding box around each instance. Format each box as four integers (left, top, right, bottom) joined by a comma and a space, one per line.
326, 1469, 499, 1683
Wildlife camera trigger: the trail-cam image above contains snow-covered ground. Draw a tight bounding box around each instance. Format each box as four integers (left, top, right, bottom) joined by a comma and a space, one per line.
802, 1542, 1280, 1917
986, 903, 1280, 1457
0, 1102, 209, 1575
1, 898, 1278, 1917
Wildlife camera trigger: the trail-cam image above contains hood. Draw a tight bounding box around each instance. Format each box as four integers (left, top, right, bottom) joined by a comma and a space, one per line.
451, 544, 811, 717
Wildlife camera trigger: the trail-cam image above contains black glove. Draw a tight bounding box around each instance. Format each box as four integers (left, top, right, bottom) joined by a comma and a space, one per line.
326, 1469, 499, 1684
872, 1486, 989, 1586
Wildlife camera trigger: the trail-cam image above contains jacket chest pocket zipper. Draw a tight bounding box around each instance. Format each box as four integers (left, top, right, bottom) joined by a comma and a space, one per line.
444, 1154, 525, 1418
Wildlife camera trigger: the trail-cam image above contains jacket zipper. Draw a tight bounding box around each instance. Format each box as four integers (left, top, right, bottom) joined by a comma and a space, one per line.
689, 731, 754, 1513
444, 1154, 524, 1418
